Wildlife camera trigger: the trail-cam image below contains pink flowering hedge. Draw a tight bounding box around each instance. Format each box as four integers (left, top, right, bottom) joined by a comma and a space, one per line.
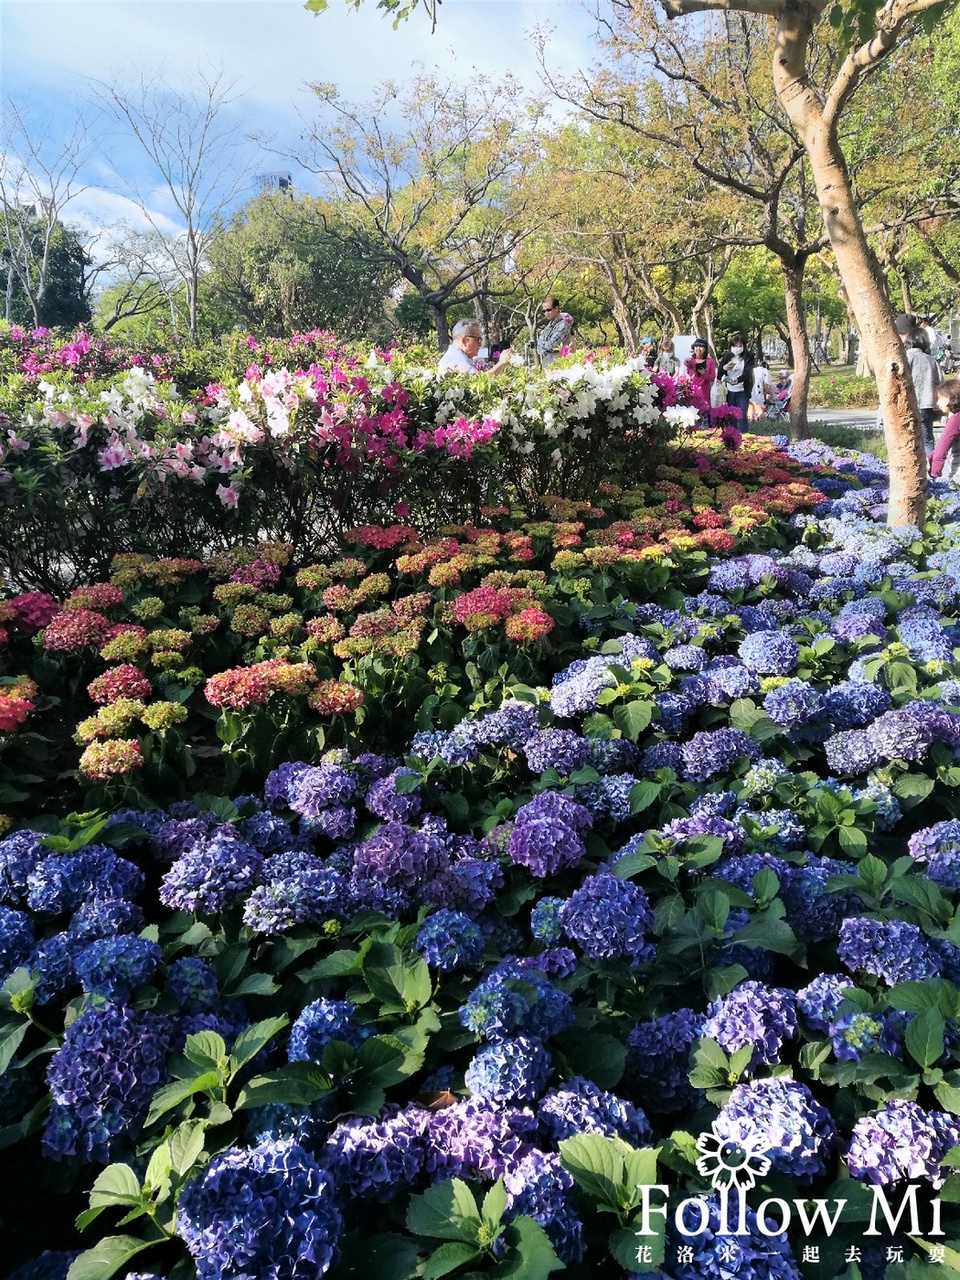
0, 327, 706, 593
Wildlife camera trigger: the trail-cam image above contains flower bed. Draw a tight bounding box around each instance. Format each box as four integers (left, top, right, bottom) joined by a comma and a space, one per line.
2, 428, 960, 1278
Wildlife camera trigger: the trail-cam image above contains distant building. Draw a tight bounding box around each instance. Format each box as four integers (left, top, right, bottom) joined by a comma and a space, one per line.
255, 172, 293, 196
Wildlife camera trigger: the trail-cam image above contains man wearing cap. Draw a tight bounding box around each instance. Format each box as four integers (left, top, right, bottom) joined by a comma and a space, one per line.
536, 297, 574, 368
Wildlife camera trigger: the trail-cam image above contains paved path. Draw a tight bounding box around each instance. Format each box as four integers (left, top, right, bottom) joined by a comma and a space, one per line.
805, 408, 879, 428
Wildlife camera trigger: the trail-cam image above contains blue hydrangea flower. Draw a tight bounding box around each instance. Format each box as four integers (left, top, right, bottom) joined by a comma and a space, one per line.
846, 1100, 960, 1186
74, 935, 162, 1002
560, 871, 655, 963
738, 631, 799, 675
829, 1009, 905, 1061
702, 980, 797, 1066
285, 763, 356, 817
796, 974, 855, 1033
68, 897, 144, 943
738, 757, 791, 798
416, 909, 484, 971
780, 855, 853, 943
662, 1194, 801, 1280
287, 999, 369, 1061
159, 832, 263, 915
0, 905, 34, 979
538, 1076, 651, 1146
575, 773, 639, 822
464, 1035, 553, 1102
508, 818, 586, 878
838, 917, 940, 984
0, 829, 47, 906
460, 960, 573, 1042
28, 932, 85, 1005
715, 1077, 837, 1181
503, 1148, 585, 1264
763, 679, 826, 729
26, 848, 144, 915
165, 957, 219, 1014
822, 729, 881, 776
703, 660, 759, 701
177, 1139, 342, 1278
531, 896, 564, 944
243, 857, 350, 934
44, 1003, 176, 1164
639, 740, 684, 776
5, 1253, 78, 1280
853, 782, 901, 831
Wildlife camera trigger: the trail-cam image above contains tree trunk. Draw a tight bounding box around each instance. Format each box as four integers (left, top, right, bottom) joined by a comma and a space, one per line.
770, 15, 925, 527
433, 306, 450, 350
781, 259, 811, 441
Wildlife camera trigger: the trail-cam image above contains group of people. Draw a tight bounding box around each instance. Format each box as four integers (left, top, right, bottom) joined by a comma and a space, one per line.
681, 334, 791, 423
437, 296, 574, 376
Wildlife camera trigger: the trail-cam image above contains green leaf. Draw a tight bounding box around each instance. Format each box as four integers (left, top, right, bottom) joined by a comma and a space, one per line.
731, 910, 800, 957
611, 1223, 665, 1272
629, 780, 660, 814
299, 949, 363, 980
167, 1121, 207, 1176
0, 1020, 27, 1076
182, 1031, 227, 1069
144, 1070, 221, 1128
887, 980, 942, 1012
234, 1062, 332, 1110
421, 1241, 483, 1279
230, 1017, 288, 1070
67, 1235, 157, 1280
613, 699, 653, 742
934, 1080, 960, 1114
559, 1133, 625, 1209
406, 1177, 482, 1243
892, 773, 935, 806
494, 1215, 564, 1278
227, 972, 279, 997
561, 1032, 626, 1089
482, 1177, 508, 1227
905, 1006, 946, 1070
837, 825, 868, 856
357, 1033, 422, 1088
87, 1163, 142, 1208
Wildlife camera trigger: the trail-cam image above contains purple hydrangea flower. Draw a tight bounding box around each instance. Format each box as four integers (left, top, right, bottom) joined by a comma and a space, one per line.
286, 763, 356, 817
560, 871, 654, 963
663, 1194, 801, 1280
822, 729, 881, 775
321, 1105, 428, 1199
763, 679, 826, 729
0, 905, 34, 978
639, 740, 683, 776
159, 832, 263, 915
738, 631, 799, 675
538, 1076, 651, 1146
0, 829, 46, 906
830, 1009, 905, 1061
243, 859, 350, 934
165, 957, 219, 1013
425, 1099, 538, 1181
908, 820, 960, 888
780, 855, 853, 943
503, 1148, 585, 1264
838, 917, 940, 984
702, 980, 797, 1066
352, 822, 446, 890
416, 909, 484, 971
715, 1077, 837, 1181
364, 768, 423, 823
177, 1139, 342, 1277
682, 729, 760, 782
846, 1100, 960, 1186
522, 729, 592, 776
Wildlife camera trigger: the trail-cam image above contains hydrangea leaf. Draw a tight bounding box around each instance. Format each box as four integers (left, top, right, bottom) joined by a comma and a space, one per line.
905, 1007, 947, 1070
144, 1070, 222, 1128
299, 948, 365, 980
559, 1132, 626, 1208
481, 1177, 507, 1228
229, 1015, 289, 1070
233, 1061, 332, 1110
610, 1222, 665, 1272
558, 1031, 626, 1090
406, 1177, 483, 1243
66, 1234, 158, 1280
421, 1241, 484, 1279
490, 1215, 563, 1278
612, 699, 653, 742
0, 1020, 27, 1077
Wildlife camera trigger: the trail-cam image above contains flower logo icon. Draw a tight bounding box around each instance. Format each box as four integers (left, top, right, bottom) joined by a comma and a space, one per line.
696, 1121, 772, 1190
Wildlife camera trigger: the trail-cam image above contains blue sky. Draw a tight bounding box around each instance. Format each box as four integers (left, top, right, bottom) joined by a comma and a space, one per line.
0, 0, 600, 237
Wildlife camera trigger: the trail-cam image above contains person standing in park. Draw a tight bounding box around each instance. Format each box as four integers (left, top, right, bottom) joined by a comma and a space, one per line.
684, 338, 716, 414
749, 356, 772, 421
718, 333, 754, 422
438, 320, 513, 375
928, 380, 960, 479
536, 297, 573, 367
654, 338, 678, 376
906, 330, 942, 451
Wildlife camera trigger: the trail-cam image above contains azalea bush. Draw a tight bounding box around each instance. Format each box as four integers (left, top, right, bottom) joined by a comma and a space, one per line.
2, 432, 960, 1278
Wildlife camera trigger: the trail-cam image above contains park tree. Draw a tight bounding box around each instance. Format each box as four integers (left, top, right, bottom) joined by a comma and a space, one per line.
89, 66, 251, 341
295, 69, 550, 349
0, 98, 98, 328
655, 0, 958, 523
205, 190, 394, 339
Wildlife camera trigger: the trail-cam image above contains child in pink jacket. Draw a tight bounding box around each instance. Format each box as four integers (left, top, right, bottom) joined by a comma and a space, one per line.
929, 380, 960, 480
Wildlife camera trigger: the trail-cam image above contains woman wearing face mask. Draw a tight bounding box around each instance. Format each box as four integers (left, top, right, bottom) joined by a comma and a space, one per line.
683, 337, 716, 417
718, 332, 754, 423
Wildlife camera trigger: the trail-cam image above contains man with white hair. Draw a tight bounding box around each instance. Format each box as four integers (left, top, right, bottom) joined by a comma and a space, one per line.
438, 320, 513, 374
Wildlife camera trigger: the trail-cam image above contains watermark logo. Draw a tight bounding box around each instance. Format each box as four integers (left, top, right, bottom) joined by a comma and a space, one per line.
695, 1119, 771, 1191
